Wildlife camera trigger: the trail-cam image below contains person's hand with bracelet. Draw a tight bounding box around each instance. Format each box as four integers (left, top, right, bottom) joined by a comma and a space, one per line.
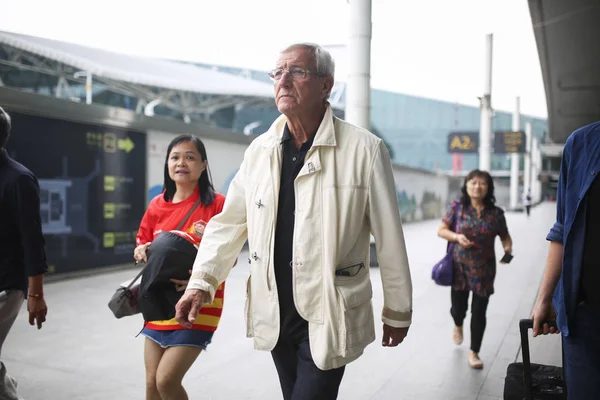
27, 291, 48, 329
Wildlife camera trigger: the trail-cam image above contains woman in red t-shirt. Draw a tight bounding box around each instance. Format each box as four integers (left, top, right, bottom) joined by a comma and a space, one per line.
134, 134, 226, 400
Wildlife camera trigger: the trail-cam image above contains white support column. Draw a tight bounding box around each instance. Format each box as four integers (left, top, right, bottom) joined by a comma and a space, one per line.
135, 99, 146, 114
345, 0, 372, 130
531, 137, 540, 203
85, 72, 93, 104
509, 97, 521, 210
523, 122, 532, 199
479, 33, 494, 172
74, 71, 93, 104
144, 99, 162, 117
56, 77, 64, 98
534, 138, 543, 202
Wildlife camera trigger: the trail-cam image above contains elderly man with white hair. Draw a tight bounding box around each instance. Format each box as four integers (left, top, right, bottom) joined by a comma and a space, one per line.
176, 43, 413, 399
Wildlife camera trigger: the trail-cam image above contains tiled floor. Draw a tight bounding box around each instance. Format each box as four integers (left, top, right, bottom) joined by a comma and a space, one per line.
3, 203, 561, 399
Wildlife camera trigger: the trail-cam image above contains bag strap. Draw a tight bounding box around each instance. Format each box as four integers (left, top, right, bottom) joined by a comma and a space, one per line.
452, 201, 461, 233
125, 261, 145, 290
175, 196, 202, 231
125, 196, 203, 289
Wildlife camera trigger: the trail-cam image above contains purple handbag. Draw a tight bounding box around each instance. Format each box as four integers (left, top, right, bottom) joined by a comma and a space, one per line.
431, 202, 461, 286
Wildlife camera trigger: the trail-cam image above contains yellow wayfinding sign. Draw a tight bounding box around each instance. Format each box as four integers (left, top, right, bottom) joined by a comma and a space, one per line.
447, 132, 478, 153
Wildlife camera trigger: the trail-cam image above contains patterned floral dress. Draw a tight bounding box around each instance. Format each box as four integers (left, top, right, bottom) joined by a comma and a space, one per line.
442, 200, 509, 298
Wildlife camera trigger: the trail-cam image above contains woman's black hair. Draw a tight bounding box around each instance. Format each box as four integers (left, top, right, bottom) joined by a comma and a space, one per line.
163, 134, 215, 206
460, 169, 496, 208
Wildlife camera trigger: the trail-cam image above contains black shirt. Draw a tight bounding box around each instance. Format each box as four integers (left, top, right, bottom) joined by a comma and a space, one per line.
273, 124, 315, 344
0, 149, 48, 293
581, 174, 600, 312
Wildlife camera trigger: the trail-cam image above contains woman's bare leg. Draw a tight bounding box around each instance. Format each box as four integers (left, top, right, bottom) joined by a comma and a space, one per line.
155, 346, 202, 400
144, 338, 166, 400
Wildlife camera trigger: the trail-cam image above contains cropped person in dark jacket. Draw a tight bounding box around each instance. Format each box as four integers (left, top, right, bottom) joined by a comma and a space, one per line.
532, 121, 600, 399
0, 106, 48, 400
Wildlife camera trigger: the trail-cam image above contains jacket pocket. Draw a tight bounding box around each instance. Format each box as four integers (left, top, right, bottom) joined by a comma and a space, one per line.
334, 264, 375, 354
245, 275, 254, 338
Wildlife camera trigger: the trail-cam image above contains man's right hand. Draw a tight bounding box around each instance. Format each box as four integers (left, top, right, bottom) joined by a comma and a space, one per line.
175, 289, 207, 329
531, 298, 560, 337
133, 243, 151, 263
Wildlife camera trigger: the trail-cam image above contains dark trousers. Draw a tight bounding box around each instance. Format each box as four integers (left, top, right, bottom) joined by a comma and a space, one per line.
525, 205, 531, 216
563, 304, 600, 400
450, 289, 489, 353
271, 339, 345, 400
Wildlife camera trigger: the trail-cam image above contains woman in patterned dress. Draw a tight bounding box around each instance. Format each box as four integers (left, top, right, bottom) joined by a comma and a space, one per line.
437, 169, 513, 369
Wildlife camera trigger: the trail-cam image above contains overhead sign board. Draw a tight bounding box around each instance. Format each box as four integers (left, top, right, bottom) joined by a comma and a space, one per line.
448, 130, 527, 154
447, 132, 479, 154
494, 131, 526, 153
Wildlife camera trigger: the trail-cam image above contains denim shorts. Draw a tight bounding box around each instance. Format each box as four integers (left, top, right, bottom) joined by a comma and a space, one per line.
141, 327, 213, 350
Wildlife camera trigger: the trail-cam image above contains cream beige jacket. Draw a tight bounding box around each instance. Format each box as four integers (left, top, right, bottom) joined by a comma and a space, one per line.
188, 105, 413, 370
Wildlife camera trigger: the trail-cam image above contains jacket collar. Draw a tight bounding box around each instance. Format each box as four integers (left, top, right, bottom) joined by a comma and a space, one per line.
0, 148, 8, 167
262, 104, 337, 149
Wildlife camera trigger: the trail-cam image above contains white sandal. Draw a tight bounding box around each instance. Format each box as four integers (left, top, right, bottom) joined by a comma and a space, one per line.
468, 351, 483, 369
453, 326, 463, 345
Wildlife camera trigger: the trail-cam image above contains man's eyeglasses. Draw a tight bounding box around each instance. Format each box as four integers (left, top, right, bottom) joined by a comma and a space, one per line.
268, 67, 326, 81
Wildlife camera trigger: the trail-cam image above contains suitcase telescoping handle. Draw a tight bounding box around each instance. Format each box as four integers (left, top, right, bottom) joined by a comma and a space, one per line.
518, 319, 558, 400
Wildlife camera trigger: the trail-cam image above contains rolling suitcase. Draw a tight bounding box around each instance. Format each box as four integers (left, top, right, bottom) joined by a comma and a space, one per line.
503, 319, 565, 400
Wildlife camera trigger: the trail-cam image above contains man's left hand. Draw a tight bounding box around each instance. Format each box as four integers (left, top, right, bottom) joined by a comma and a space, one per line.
382, 324, 409, 347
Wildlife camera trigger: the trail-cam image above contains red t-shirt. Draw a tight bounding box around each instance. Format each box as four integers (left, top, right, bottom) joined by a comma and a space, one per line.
136, 189, 226, 331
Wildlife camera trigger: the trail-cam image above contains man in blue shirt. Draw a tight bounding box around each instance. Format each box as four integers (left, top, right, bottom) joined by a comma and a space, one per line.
532, 120, 600, 399
0, 106, 49, 400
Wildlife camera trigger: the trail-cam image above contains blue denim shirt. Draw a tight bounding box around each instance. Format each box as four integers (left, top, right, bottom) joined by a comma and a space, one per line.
546, 121, 600, 336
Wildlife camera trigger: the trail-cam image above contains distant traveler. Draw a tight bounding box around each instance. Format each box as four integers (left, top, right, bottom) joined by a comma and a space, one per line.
523, 190, 532, 217
437, 169, 513, 369
532, 121, 600, 399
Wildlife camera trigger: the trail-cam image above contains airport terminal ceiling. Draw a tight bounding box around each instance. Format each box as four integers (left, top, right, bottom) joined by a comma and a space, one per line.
529, 0, 600, 143
0, 30, 276, 125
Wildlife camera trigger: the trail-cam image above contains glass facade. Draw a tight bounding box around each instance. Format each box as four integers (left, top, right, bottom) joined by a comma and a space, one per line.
0, 45, 547, 174
370, 88, 547, 171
